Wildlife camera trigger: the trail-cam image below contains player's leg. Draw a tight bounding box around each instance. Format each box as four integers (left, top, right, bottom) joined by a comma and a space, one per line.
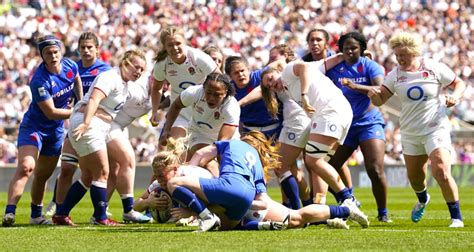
2, 145, 39, 226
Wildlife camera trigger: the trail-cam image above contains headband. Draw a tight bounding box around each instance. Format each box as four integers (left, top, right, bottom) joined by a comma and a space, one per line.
37, 35, 62, 58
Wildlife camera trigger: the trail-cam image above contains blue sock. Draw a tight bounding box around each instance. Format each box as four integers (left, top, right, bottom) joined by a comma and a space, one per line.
236, 221, 259, 230
335, 188, 352, 204
121, 196, 134, 213
282, 201, 291, 208
30, 203, 43, 218
56, 204, 63, 214
171, 186, 206, 214
447, 201, 462, 220
280, 176, 301, 209
57, 180, 88, 216
5, 205, 16, 215
329, 205, 350, 219
348, 187, 353, 195
302, 198, 313, 207
90, 183, 108, 221
378, 208, 388, 217
145, 209, 152, 218
416, 190, 428, 203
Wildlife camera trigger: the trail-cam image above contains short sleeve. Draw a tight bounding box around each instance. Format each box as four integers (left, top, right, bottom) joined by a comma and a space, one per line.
153, 61, 166, 82
179, 85, 201, 107
194, 49, 217, 75
383, 68, 397, 94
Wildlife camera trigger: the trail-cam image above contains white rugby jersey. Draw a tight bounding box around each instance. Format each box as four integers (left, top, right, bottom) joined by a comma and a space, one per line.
281, 61, 349, 116
384, 58, 456, 136
147, 165, 214, 193
77, 67, 127, 119
114, 72, 152, 128
180, 85, 240, 140
153, 46, 216, 104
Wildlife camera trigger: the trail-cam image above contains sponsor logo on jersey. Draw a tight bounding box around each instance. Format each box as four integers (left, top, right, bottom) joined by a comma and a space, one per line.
38, 87, 46, 97
397, 76, 407, 82
188, 67, 195, 75
195, 106, 204, 114
66, 69, 74, 79
329, 124, 337, 132
52, 84, 74, 98
168, 70, 177, 76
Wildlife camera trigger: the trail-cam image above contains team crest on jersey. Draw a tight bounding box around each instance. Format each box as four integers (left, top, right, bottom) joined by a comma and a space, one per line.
168, 70, 178, 76
188, 67, 196, 75
357, 63, 363, 73
51, 81, 56, 87
214, 111, 220, 120
422, 70, 435, 80
338, 66, 345, 73
90, 69, 99, 76
66, 69, 74, 79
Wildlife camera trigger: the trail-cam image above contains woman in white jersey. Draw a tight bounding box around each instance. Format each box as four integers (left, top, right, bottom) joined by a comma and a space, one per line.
368, 32, 466, 228
260, 60, 366, 218
150, 26, 218, 148
104, 72, 153, 223
160, 73, 240, 164
52, 49, 146, 226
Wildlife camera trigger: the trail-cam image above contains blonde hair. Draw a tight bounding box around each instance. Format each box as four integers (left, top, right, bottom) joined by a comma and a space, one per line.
119, 49, 146, 68
151, 137, 187, 176
153, 26, 186, 63
389, 32, 422, 56
260, 67, 280, 119
203, 45, 225, 72
270, 44, 296, 63
241, 131, 281, 181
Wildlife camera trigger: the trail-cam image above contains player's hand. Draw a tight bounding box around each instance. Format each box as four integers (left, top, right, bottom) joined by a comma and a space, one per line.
146, 193, 162, 209
342, 78, 356, 89
72, 123, 89, 141
150, 112, 159, 127
367, 86, 381, 98
170, 207, 194, 219
445, 95, 459, 108
155, 192, 172, 211
158, 131, 170, 147
301, 94, 315, 115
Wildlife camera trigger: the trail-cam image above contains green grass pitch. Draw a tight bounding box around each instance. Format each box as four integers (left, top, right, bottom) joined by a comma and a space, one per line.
0, 187, 472, 251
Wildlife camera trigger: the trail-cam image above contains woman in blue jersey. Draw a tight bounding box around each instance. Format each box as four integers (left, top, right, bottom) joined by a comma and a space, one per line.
49, 32, 112, 215
166, 131, 280, 232
52, 49, 146, 226
2, 35, 83, 227
325, 32, 390, 222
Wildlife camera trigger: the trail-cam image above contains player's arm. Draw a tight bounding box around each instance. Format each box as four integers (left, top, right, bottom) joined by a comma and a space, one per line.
188, 144, 218, 168
217, 124, 238, 141
445, 77, 466, 108
150, 78, 164, 126
238, 86, 262, 107
37, 98, 73, 120
293, 61, 315, 114
72, 88, 106, 141
159, 96, 184, 146
73, 73, 83, 101
341, 75, 384, 95
368, 85, 392, 106
322, 53, 344, 72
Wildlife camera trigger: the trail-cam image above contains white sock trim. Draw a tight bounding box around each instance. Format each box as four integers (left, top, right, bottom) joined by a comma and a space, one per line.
91, 180, 107, 188
279, 171, 292, 183
120, 194, 134, 199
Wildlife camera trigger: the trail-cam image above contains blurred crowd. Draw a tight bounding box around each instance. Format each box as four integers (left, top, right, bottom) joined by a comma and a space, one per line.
1, 0, 474, 165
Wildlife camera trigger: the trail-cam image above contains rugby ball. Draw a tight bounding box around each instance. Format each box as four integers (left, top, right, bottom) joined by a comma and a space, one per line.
150, 187, 173, 223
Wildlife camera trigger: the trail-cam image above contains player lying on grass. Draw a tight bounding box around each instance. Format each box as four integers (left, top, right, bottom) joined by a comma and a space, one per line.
151, 132, 369, 231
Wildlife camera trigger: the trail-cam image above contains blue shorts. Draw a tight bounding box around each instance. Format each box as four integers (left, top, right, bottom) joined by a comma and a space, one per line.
200, 173, 255, 221
343, 122, 385, 149
242, 123, 282, 143
17, 124, 65, 156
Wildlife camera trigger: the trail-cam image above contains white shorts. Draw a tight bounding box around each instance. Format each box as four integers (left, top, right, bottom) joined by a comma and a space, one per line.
188, 130, 240, 150
172, 106, 192, 130
242, 208, 268, 223
106, 121, 129, 143
401, 128, 453, 156
68, 112, 111, 157
278, 100, 311, 148
309, 108, 351, 145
